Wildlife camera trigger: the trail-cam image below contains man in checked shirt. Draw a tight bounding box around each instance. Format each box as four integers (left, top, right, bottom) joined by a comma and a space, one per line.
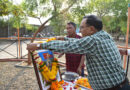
27, 15, 130, 90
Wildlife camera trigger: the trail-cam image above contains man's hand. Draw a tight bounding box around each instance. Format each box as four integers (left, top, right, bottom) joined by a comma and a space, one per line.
56, 36, 65, 40
27, 43, 40, 51
119, 48, 127, 55
77, 66, 82, 75
77, 55, 85, 75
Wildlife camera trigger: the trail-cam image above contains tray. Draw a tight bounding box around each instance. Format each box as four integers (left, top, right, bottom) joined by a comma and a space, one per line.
74, 77, 93, 90
62, 71, 79, 81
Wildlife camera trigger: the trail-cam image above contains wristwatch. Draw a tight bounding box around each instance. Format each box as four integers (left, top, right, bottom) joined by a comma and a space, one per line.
36, 44, 41, 49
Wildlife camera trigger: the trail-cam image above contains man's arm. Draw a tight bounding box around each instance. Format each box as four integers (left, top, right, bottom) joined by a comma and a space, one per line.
27, 36, 95, 55
56, 36, 79, 41
41, 37, 95, 54
27, 43, 42, 51
77, 55, 85, 75
64, 37, 80, 41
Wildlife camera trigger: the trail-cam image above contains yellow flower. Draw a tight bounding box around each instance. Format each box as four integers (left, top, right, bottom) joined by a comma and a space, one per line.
46, 37, 56, 42
39, 67, 50, 82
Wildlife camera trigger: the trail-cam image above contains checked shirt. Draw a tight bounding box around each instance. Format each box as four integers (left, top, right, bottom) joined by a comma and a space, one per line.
42, 30, 126, 90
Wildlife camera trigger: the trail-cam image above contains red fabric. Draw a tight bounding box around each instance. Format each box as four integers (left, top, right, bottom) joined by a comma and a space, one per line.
66, 35, 83, 73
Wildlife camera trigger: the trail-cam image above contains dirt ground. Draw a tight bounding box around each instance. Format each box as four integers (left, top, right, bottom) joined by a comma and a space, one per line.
0, 57, 66, 90
0, 40, 130, 90
0, 62, 39, 90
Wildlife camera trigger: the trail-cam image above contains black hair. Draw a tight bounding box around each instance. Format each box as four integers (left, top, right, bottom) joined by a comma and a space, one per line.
67, 22, 76, 29
83, 15, 103, 31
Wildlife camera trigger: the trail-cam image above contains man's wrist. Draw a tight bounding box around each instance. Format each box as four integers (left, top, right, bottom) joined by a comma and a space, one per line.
56, 36, 65, 40
37, 44, 42, 49
64, 37, 68, 40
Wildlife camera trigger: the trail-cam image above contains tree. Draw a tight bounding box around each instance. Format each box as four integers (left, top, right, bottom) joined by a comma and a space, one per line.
0, 0, 27, 34
87, 0, 129, 38
110, 0, 128, 34
102, 0, 129, 40
23, 0, 78, 36
50, 0, 79, 35
10, 4, 25, 28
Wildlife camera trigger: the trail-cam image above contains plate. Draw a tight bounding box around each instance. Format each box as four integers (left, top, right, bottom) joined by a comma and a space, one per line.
62, 71, 79, 81
76, 84, 92, 90
74, 77, 93, 90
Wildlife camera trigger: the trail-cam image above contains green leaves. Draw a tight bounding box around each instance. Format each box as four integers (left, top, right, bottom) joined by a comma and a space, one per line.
0, 0, 129, 36
0, 0, 12, 16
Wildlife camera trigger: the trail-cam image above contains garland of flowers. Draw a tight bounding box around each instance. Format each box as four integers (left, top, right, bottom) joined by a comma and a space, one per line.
38, 58, 58, 82
34, 37, 64, 90
46, 37, 56, 42
37, 57, 64, 90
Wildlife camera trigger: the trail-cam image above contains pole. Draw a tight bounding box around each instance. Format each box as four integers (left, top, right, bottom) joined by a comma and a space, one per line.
124, 4, 130, 69
28, 51, 32, 65
17, 27, 21, 58
8, 15, 9, 37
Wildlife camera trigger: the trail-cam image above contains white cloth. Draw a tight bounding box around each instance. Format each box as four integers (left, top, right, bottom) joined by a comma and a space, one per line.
127, 49, 130, 55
